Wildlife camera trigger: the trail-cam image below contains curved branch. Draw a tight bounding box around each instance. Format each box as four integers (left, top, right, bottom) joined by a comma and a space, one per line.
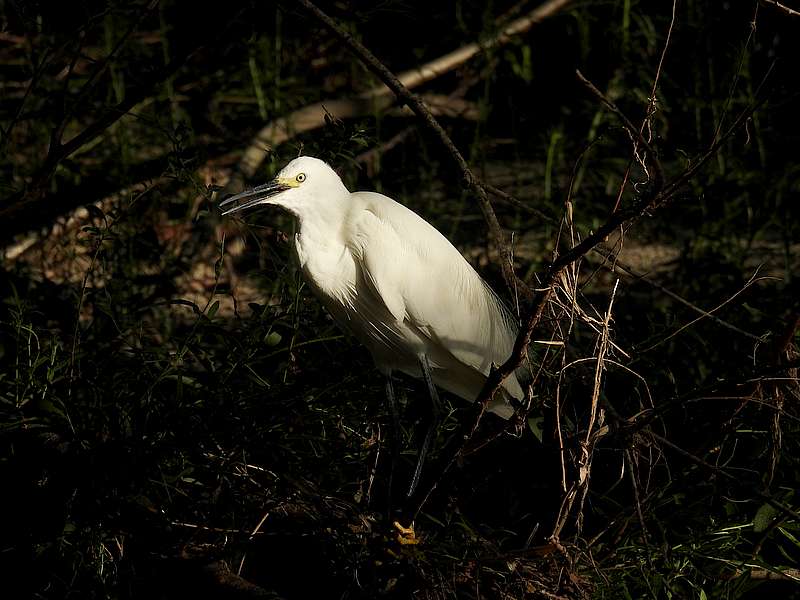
761, 0, 800, 17
232, 93, 480, 189
232, 0, 572, 182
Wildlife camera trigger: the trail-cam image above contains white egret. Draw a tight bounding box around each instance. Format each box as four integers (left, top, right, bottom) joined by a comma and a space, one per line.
220, 156, 523, 493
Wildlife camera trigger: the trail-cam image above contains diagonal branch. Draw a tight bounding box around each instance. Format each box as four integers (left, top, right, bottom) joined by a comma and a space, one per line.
296, 0, 556, 300
591, 245, 763, 342
412, 10, 768, 520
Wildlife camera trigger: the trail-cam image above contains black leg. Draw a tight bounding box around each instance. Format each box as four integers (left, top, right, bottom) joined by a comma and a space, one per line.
407, 355, 442, 497
385, 374, 400, 516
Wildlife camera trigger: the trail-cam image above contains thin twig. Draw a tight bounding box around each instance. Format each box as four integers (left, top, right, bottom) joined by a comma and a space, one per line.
711, 2, 760, 145
485, 183, 559, 224
625, 449, 653, 562
648, 430, 736, 481
548, 94, 763, 278
638, 268, 774, 352
585, 279, 618, 443
649, 430, 800, 522
590, 245, 763, 342
575, 70, 663, 188
611, 0, 676, 211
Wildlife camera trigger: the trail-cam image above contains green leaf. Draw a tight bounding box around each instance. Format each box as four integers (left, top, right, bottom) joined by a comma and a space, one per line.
753, 503, 778, 533
778, 526, 800, 549
207, 300, 220, 318
264, 331, 282, 346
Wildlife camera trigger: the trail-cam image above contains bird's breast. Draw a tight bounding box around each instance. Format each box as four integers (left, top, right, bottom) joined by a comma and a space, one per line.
294, 231, 420, 368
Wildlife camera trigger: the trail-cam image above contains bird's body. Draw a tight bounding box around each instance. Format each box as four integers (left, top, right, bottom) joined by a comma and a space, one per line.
221, 156, 522, 418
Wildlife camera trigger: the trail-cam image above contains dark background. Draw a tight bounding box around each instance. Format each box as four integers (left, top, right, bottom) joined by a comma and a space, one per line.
1, 0, 799, 598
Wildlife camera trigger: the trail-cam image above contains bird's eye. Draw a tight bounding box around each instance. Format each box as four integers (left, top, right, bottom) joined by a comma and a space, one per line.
296, 173, 306, 183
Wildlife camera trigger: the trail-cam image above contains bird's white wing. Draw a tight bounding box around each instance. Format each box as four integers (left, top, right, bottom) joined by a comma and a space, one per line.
346, 192, 521, 401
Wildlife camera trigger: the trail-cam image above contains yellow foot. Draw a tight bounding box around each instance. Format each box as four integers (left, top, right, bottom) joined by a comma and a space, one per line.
393, 521, 420, 545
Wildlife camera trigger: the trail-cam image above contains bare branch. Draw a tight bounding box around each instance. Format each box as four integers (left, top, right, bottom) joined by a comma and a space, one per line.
760, 0, 800, 18
485, 183, 559, 225
575, 70, 663, 189
412, 3, 769, 521
590, 245, 764, 342
638, 268, 774, 352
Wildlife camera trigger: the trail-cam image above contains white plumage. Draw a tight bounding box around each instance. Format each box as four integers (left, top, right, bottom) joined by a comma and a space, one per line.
220, 156, 522, 418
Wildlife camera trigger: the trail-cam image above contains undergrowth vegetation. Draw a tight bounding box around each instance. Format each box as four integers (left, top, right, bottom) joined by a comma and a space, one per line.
1, 1, 799, 598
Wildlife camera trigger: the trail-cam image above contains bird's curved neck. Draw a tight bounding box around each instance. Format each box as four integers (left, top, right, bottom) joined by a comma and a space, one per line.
293, 183, 348, 227
293, 192, 349, 245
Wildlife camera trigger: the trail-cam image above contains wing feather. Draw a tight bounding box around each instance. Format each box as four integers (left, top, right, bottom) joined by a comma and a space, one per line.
346, 192, 523, 405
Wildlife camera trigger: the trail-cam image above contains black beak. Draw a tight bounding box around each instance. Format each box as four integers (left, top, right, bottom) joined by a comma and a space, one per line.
218, 180, 291, 216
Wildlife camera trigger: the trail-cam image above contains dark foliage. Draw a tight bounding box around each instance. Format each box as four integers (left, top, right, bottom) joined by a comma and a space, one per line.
1, 0, 799, 598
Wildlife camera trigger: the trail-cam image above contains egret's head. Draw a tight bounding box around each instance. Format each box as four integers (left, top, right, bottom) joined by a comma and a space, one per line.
219, 156, 348, 218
